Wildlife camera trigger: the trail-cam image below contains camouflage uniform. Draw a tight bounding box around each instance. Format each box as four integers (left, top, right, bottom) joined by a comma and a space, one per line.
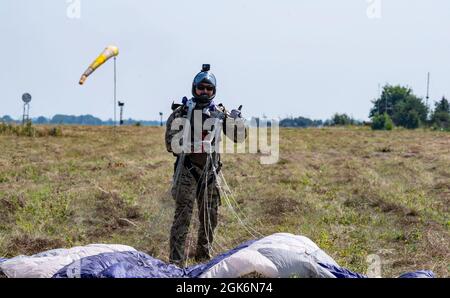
165, 100, 246, 265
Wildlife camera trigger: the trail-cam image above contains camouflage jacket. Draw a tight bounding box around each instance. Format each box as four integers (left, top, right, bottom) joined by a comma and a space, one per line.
165, 98, 247, 167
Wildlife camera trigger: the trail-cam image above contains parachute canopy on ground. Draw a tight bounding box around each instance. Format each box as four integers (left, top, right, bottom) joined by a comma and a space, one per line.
79, 45, 119, 85
0, 233, 434, 278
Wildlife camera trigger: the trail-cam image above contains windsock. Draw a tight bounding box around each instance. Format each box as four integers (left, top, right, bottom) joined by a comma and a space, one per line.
79, 45, 119, 85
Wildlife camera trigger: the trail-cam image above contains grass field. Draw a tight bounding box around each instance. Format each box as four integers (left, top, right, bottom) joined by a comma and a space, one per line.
0, 125, 448, 277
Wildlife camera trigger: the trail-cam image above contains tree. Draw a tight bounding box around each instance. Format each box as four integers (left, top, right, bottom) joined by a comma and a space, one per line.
279, 116, 322, 128
432, 111, 450, 129
370, 85, 411, 118
431, 97, 450, 129
331, 113, 353, 126
392, 96, 427, 128
35, 116, 49, 124
403, 110, 420, 129
0, 115, 14, 123
370, 84, 428, 129
371, 113, 393, 130
50, 114, 103, 125
433, 97, 450, 114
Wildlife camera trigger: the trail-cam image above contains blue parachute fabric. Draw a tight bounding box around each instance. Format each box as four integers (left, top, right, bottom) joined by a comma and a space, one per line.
53, 251, 185, 278
98, 256, 186, 278
318, 263, 367, 278
185, 239, 256, 278
318, 263, 435, 279
398, 271, 435, 278
0, 258, 7, 264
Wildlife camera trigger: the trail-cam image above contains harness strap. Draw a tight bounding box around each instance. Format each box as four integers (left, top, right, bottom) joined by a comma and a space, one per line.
183, 157, 201, 182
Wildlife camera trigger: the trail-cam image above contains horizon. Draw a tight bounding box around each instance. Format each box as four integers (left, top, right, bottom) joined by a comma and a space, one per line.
1, 112, 364, 123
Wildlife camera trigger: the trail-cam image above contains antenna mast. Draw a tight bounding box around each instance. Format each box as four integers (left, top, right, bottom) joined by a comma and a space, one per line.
426, 72, 430, 108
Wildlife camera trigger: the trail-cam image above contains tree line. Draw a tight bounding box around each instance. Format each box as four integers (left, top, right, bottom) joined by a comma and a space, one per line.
0, 114, 161, 126
278, 84, 449, 130
2, 86, 449, 130
369, 84, 449, 130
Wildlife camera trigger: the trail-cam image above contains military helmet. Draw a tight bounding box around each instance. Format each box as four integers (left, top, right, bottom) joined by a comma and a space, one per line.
192, 64, 217, 103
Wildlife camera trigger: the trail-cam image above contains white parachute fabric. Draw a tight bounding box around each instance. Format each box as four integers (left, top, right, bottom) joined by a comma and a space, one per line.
0, 244, 136, 278
200, 233, 338, 278
200, 249, 279, 278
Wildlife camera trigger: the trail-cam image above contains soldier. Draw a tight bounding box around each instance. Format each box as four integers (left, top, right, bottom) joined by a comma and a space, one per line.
165, 64, 247, 266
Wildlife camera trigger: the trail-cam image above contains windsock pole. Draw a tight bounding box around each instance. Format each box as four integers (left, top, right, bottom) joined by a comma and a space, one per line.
114, 57, 117, 127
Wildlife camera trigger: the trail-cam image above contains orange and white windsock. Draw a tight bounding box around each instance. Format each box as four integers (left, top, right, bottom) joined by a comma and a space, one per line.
79, 45, 119, 85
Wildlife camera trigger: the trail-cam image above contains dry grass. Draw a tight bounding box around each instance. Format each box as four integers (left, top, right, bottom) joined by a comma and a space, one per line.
0, 125, 448, 277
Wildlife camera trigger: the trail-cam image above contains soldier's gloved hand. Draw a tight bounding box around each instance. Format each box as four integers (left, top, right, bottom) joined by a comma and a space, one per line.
229, 109, 242, 119
210, 110, 227, 120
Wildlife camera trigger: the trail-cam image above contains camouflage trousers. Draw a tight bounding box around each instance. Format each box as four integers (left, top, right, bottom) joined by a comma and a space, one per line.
169, 162, 221, 266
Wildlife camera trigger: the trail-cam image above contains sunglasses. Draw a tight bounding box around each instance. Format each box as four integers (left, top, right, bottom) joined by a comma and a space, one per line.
196, 85, 214, 91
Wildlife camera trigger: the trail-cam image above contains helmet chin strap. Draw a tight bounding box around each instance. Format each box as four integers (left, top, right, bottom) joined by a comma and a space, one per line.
193, 94, 214, 107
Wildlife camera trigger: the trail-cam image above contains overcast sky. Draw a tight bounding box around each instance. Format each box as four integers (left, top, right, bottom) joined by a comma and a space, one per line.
1, 0, 449, 121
